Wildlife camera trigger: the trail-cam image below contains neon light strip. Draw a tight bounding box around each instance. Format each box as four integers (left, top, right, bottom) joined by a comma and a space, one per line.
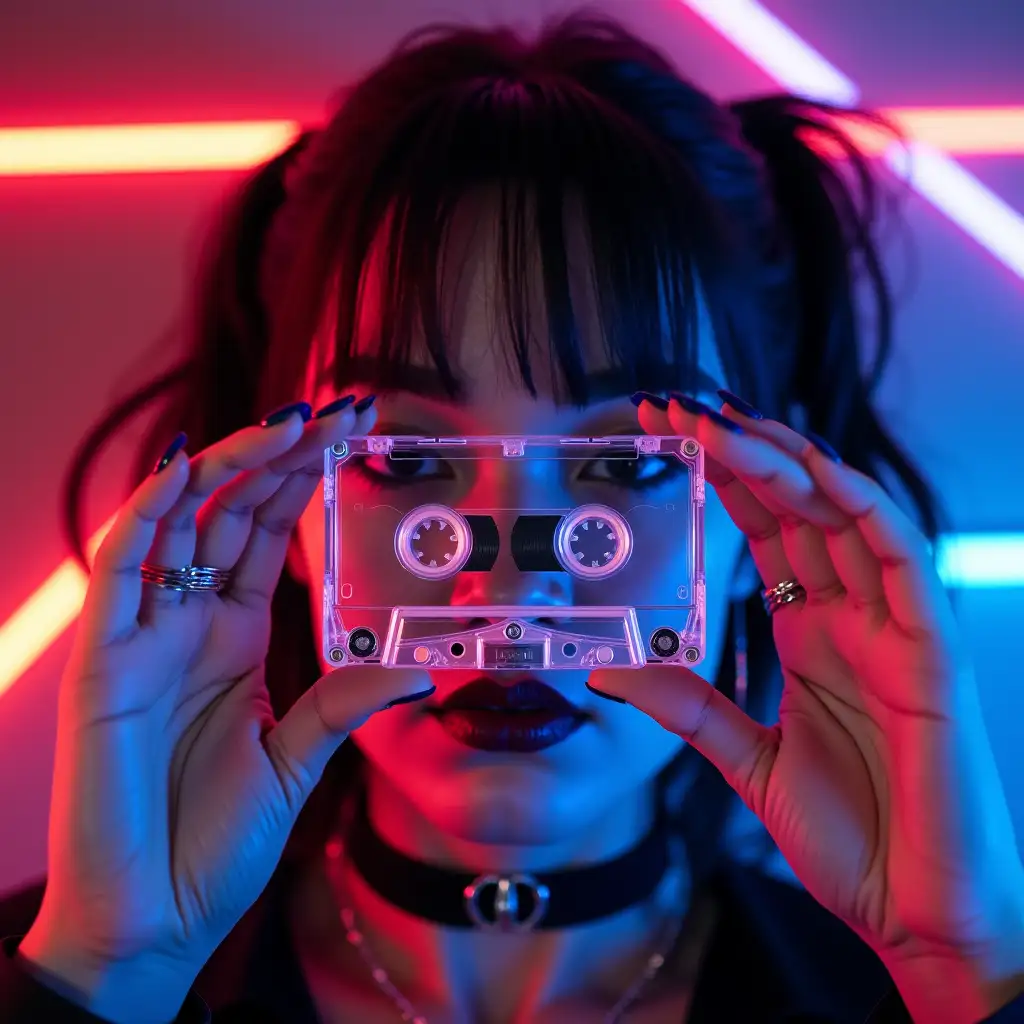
936, 534, 1024, 590
678, 0, 860, 105
676, 0, 1024, 280
883, 107, 1024, 157
0, 522, 1021, 702
886, 142, 1024, 278
1, 108, 1024, 178
0, 517, 113, 700
0, 120, 300, 176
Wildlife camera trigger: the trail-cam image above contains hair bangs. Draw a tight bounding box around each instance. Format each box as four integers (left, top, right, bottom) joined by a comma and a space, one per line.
322, 73, 715, 406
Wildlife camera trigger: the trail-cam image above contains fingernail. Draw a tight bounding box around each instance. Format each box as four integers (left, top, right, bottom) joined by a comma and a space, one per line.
669, 393, 705, 416
152, 432, 188, 474
717, 389, 763, 420
807, 432, 842, 462
670, 394, 745, 434
383, 686, 436, 709
261, 401, 312, 427
353, 394, 377, 414
585, 681, 627, 704
313, 394, 356, 419
706, 409, 745, 434
629, 392, 669, 411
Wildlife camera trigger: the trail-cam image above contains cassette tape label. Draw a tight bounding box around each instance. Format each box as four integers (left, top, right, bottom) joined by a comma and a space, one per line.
323, 435, 705, 670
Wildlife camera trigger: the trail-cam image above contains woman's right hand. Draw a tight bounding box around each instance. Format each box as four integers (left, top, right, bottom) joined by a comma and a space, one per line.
17, 399, 434, 1024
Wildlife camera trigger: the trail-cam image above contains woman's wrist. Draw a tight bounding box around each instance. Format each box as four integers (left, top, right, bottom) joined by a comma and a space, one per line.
16, 924, 203, 1024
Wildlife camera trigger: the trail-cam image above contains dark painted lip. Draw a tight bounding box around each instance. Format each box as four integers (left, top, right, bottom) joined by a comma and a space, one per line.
438, 676, 583, 715
430, 708, 587, 752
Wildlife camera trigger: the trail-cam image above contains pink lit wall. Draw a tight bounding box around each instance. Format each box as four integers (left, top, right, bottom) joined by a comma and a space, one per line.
1, 0, 1023, 893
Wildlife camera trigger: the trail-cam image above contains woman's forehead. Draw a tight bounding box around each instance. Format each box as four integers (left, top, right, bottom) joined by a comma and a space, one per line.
304, 188, 728, 404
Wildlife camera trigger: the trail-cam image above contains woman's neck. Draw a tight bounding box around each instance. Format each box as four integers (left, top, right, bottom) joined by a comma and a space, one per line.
302, 768, 696, 1023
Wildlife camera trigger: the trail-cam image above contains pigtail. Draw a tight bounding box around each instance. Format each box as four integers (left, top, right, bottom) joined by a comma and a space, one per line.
731, 96, 942, 540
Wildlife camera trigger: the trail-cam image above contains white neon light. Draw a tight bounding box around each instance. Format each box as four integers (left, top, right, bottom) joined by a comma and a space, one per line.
677, 0, 1024, 281
936, 534, 1024, 589
677, 0, 859, 105
886, 143, 1024, 278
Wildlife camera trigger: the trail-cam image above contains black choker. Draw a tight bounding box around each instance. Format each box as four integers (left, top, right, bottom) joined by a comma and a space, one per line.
342, 793, 670, 933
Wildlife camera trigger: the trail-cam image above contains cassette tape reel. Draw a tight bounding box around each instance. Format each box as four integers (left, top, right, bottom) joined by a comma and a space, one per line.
322, 435, 705, 671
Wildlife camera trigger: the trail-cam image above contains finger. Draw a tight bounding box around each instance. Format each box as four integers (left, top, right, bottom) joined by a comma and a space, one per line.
194, 403, 359, 576
716, 406, 885, 606
140, 413, 307, 617
591, 665, 779, 815
264, 667, 434, 802
642, 397, 797, 590
82, 446, 191, 645
673, 398, 854, 601
807, 456, 954, 637
224, 401, 378, 603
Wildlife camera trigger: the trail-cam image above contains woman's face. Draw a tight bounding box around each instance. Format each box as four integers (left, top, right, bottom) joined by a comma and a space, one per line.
294, 194, 749, 850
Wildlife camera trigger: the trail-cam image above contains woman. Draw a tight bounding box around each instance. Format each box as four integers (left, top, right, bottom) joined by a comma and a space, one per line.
2, 13, 1023, 1023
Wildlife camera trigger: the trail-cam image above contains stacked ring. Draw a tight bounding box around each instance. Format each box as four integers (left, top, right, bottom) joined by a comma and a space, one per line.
140, 563, 232, 593
761, 578, 807, 616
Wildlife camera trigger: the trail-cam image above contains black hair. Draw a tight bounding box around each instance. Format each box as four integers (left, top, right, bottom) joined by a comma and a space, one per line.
63, 12, 941, 883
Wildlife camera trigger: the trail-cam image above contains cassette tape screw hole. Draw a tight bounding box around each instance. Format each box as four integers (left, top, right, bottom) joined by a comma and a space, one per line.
331, 442, 349, 458
682, 439, 700, 457
328, 647, 345, 663
684, 647, 701, 663
347, 628, 378, 659
504, 623, 524, 641
650, 628, 681, 659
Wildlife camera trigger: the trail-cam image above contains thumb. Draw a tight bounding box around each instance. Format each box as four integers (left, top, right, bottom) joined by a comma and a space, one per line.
265, 668, 435, 797
589, 666, 779, 810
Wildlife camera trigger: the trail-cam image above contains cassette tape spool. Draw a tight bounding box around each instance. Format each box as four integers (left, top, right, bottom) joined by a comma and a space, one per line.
323, 435, 705, 671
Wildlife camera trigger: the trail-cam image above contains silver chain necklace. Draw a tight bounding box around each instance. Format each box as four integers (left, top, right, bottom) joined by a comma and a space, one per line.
324, 835, 687, 1024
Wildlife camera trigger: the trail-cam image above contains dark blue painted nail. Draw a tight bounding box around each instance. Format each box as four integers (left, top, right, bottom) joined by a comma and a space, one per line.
261, 401, 312, 427
353, 394, 377, 414
629, 391, 669, 411
585, 681, 627, 704
313, 394, 356, 419
671, 394, 744, 434
670, 393, 706, 416
706, 409, 745, 434
383, 686, 436, 709
717, 390, 763, 420
152, 432, 188, 474
807, 432, 841, 462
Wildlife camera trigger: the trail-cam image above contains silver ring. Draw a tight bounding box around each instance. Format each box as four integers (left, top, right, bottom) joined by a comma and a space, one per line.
463, 872, 550, 932
140, 562, 231, 593
761, 578, 807, 616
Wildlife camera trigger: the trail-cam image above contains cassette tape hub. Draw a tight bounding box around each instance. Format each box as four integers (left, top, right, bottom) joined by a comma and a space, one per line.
323, 435, 705, 671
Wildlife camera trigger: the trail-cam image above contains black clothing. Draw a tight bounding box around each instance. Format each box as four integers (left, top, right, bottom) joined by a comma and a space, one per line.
2, 863, 1023, 1023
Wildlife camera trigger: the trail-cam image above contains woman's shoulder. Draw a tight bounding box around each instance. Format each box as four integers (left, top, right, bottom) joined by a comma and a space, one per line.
0, 877, 46, 940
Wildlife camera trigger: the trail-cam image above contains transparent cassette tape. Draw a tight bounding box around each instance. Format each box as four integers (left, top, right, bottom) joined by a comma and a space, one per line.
322, 435, 705, 671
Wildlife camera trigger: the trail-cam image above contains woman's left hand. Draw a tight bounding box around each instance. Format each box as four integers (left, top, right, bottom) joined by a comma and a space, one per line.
590, 395, 1024, 1024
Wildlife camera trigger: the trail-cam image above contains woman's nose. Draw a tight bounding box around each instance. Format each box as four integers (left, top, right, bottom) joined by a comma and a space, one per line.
449, 565, 572, 608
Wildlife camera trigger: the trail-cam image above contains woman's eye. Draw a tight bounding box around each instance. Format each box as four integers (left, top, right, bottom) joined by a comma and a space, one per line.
357, 454, 454, 485
577, 455, 682, 490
